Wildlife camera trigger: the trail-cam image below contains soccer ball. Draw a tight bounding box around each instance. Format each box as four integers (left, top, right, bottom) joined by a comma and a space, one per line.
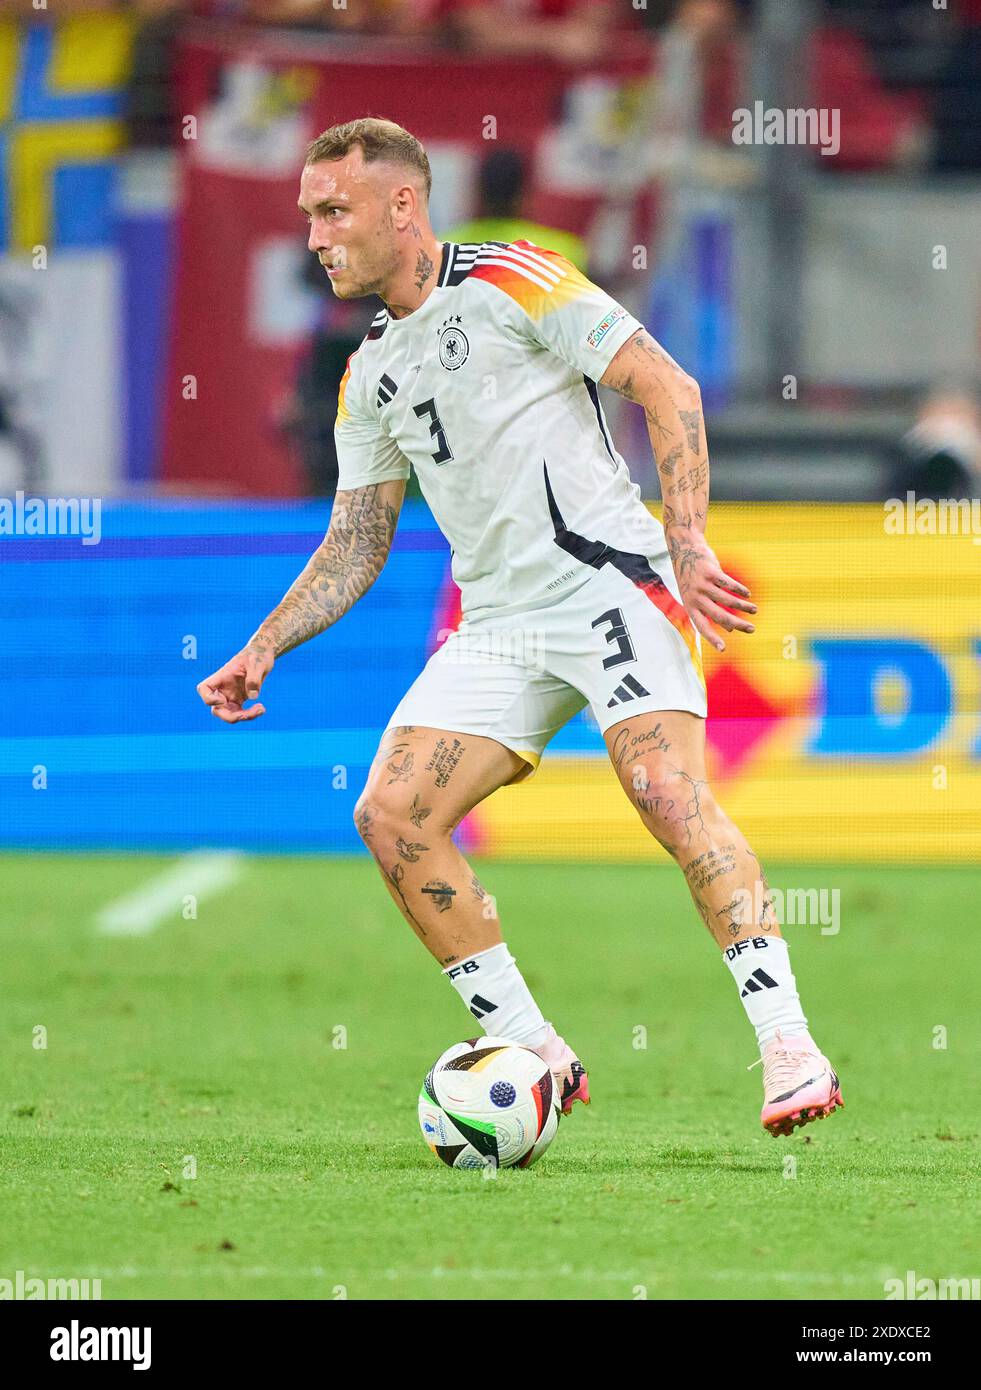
418, 1036, 560, 1170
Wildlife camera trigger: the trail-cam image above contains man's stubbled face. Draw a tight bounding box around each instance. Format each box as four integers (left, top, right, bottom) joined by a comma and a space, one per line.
298, 150, 404, 301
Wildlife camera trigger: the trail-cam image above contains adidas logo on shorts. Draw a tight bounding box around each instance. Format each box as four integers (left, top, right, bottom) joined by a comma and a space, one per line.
607, 673, 651, 707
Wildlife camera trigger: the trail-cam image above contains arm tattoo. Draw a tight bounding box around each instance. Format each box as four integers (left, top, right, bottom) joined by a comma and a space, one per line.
668, 536, 702, 580
658, 443, 684, 477
600, 328, 709, 535
643, 403, 674, 445
678, 409, 702, 453
606, 328, 685, 386
246, 484, 400, 659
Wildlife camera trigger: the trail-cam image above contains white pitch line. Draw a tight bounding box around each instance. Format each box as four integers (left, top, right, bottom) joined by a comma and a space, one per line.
95, 852, 245, 937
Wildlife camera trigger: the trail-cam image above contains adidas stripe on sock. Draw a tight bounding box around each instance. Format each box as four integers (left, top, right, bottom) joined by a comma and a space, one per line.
443, 942, 549, 1048
723, 935, 809, 1053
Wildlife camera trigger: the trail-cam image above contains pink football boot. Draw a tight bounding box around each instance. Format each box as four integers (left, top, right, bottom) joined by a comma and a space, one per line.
752, 1030, 844, 1137
528, 1023, 590, 1116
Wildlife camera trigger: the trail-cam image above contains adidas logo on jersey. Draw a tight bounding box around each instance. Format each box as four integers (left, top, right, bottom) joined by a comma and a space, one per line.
606, 672, 651, 707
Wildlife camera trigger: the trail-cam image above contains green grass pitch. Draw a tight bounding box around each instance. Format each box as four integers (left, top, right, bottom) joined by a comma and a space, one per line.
2, 854, 979, 1301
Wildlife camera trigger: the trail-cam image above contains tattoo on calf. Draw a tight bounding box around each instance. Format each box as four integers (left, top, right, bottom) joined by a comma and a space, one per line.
684, 844, 738, 895
421, 879, 456, 912
746, 849, 776, 930
387, 861, 423, 933
667, 766, 710, 846
395, 836, 429, 863
716, 893, 748, 939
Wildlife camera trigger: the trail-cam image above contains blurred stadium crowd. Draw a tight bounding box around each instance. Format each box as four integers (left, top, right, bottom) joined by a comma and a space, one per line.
13, 0, 981, 170
2, 0, 981, 499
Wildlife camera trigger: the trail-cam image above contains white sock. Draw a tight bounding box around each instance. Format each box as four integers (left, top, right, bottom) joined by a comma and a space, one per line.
443, 942, 549, 1047
723, 935, 810, 1054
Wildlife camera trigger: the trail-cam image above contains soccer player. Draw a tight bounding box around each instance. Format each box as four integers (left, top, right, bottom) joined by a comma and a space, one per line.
197, 118, 843, 1137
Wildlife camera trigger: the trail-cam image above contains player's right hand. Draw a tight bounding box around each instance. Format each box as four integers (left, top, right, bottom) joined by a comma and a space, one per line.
196, 646, 274, 724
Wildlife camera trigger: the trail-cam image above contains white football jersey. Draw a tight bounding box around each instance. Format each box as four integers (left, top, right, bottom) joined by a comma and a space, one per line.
335, 239, 669, 624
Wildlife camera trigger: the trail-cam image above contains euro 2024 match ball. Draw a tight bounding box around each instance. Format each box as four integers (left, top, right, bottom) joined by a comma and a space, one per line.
418, 1037, 561, 1170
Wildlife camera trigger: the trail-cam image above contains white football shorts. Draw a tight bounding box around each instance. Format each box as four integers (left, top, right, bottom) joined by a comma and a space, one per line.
384, 559, 707, 785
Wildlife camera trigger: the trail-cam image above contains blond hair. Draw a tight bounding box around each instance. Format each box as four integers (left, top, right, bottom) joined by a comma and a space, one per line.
305, 118, 431, 200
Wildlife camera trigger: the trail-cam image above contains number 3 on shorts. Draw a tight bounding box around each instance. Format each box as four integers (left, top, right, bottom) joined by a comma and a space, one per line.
591, 607, 636, 670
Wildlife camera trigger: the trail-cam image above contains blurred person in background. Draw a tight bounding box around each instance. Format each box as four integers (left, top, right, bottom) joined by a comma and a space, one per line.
229, 0, 403, 30
0, 281, 45, 495
652, 0, 925, 171
897, 388, 981, 500
117, 0, 405, 28
932, 0, 981, 171
406, 0, 626, 64
443, 149, 588, 273
641, 0, 749, 178
288, 254, 378, 496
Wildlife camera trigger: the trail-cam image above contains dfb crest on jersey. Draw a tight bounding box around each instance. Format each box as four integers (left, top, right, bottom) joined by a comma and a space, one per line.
437, 316, 469, 371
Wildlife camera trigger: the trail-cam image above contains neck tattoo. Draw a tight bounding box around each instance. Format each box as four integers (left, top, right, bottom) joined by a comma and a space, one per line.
413, 247, 434, 293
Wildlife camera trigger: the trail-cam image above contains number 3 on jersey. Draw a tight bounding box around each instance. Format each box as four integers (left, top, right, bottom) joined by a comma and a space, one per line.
413, 398, 454, 465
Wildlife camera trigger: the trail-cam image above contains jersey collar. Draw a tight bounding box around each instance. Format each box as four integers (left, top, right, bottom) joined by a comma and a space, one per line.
436, 240, 453, 287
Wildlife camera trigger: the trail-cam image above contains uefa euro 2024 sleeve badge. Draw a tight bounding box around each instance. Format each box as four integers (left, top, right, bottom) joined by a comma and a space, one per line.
437, 316, 469, 371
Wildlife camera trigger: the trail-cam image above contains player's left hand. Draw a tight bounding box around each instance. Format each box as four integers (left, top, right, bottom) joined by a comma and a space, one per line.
669, 535, 757, 653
